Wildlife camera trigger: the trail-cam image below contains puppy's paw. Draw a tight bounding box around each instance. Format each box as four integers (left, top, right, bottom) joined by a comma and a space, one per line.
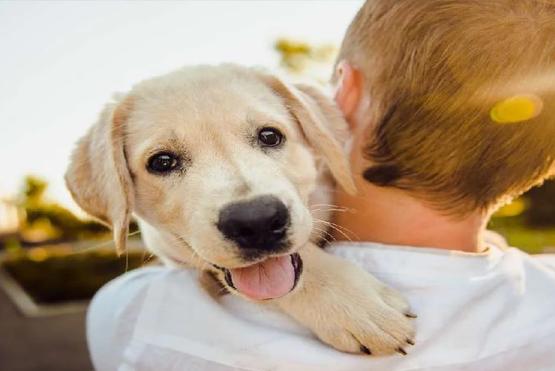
311, 281, 416, 356
277, 246, 416, 356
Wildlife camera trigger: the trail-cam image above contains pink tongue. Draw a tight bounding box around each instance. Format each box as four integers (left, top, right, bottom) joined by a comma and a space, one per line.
229, 255, 295, 300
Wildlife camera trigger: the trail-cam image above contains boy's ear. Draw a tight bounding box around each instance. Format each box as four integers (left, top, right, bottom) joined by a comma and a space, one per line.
334, 61, 364, 128
65, 96, 135, 255
256, 71, 357, 195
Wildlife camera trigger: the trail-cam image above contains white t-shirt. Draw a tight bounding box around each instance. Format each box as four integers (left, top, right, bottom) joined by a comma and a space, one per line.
87, 242, 555, 371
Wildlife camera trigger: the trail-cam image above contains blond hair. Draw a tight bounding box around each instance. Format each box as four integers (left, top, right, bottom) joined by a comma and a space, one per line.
338, 0, 555, 214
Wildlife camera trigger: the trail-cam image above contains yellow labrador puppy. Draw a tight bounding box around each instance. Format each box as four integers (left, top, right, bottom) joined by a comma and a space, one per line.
66, 65, 415, 355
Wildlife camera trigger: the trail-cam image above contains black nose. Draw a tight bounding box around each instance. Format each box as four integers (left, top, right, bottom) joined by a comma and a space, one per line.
217, 195, 290, 251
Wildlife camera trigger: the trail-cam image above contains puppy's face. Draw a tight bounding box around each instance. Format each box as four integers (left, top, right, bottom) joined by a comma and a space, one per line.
127, 68, 316, 269
66, 65, 354, 300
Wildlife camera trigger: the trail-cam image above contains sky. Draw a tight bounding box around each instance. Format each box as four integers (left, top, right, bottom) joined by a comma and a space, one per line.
0, 0, 362, 211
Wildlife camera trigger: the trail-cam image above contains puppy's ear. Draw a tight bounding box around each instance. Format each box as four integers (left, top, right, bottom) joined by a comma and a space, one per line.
65, 97, 135, 255
258, 73, 357, 195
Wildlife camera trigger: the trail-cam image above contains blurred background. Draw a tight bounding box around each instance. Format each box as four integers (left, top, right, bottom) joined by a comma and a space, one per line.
0, 1, 553, 370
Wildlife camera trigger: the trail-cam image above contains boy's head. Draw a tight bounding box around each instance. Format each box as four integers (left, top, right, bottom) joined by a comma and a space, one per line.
334, 0, 555, 215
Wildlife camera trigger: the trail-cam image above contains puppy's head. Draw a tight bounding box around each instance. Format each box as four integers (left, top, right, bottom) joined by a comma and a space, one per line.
66, 65, 354, 300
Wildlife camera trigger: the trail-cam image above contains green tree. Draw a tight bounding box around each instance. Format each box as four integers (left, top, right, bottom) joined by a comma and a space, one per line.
18, 175, 110, 243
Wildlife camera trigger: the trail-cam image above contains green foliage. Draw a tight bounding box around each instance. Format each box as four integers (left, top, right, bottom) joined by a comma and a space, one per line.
3, 249, 145, 303
489, 180, 555, 252
12, 175, 119, 245
23, 176, 48, 203
274, 38, 336, 75
4, 237, 22, 252
24, 202, 109, 240
524, 180, 555, 227
489, 215, 555, 254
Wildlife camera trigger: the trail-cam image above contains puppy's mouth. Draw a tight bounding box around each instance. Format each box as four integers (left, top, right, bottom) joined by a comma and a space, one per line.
214, 253, 303, 300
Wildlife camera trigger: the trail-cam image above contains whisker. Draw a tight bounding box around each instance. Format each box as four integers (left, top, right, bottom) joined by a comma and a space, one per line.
141, 251, 155, 266
314, 218, 358, 242
125, 248, 129, 272
311, 208, 350, 213
166, 233, 208, 269
327, 220, 360, 240
310, 203, 348, 209
327, 225, 353, 242
68, 230, 142, 255
312, 226, 336, 245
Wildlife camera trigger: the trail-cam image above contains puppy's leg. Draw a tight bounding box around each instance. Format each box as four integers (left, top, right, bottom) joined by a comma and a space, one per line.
275, 243, 416, 356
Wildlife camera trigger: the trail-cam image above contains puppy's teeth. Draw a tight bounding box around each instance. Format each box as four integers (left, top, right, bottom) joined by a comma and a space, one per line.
359, 345, 372, 355
396, 347, 407, 356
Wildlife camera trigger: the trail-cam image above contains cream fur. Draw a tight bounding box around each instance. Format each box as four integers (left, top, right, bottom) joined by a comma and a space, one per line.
65, 64, 415, 355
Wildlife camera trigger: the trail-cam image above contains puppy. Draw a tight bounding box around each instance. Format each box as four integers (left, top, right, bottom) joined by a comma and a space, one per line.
66, 64, 415, 355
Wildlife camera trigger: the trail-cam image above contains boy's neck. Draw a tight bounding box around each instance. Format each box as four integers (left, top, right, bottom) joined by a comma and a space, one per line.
332, 183, 488, 253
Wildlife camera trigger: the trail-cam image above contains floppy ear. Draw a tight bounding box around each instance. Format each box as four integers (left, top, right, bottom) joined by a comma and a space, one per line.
257, 73, 357, 195
65, 97, 134, 255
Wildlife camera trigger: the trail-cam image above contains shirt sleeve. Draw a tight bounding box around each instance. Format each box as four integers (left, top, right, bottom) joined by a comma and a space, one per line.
534, 254, 555, 270
86, 267, 266, 371
86, 267, 167, 371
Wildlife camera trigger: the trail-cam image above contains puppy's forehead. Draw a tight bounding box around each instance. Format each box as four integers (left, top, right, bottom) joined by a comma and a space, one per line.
129, 65, 292, 131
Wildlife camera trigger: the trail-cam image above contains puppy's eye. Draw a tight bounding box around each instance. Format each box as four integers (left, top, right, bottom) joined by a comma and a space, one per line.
258, 127, 284, 147
147, 152, 181, 174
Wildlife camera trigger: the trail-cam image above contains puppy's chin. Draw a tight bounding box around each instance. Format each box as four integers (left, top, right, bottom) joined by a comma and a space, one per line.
157, 252, 195, 268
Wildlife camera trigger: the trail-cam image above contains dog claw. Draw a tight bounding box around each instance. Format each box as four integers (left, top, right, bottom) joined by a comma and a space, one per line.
405, 312, 418, 318
397, 347, 407, 355
360, 345, 372, 355
406, 339, 415, 346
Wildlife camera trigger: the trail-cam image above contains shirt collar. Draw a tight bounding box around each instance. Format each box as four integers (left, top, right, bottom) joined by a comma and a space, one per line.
325, 240, 505, 277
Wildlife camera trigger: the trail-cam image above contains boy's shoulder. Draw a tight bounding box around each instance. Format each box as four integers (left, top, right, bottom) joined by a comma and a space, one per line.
87, 246, 555, 371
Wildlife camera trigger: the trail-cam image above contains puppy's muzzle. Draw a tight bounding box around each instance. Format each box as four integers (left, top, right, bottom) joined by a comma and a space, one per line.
217, 195, 290, 253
